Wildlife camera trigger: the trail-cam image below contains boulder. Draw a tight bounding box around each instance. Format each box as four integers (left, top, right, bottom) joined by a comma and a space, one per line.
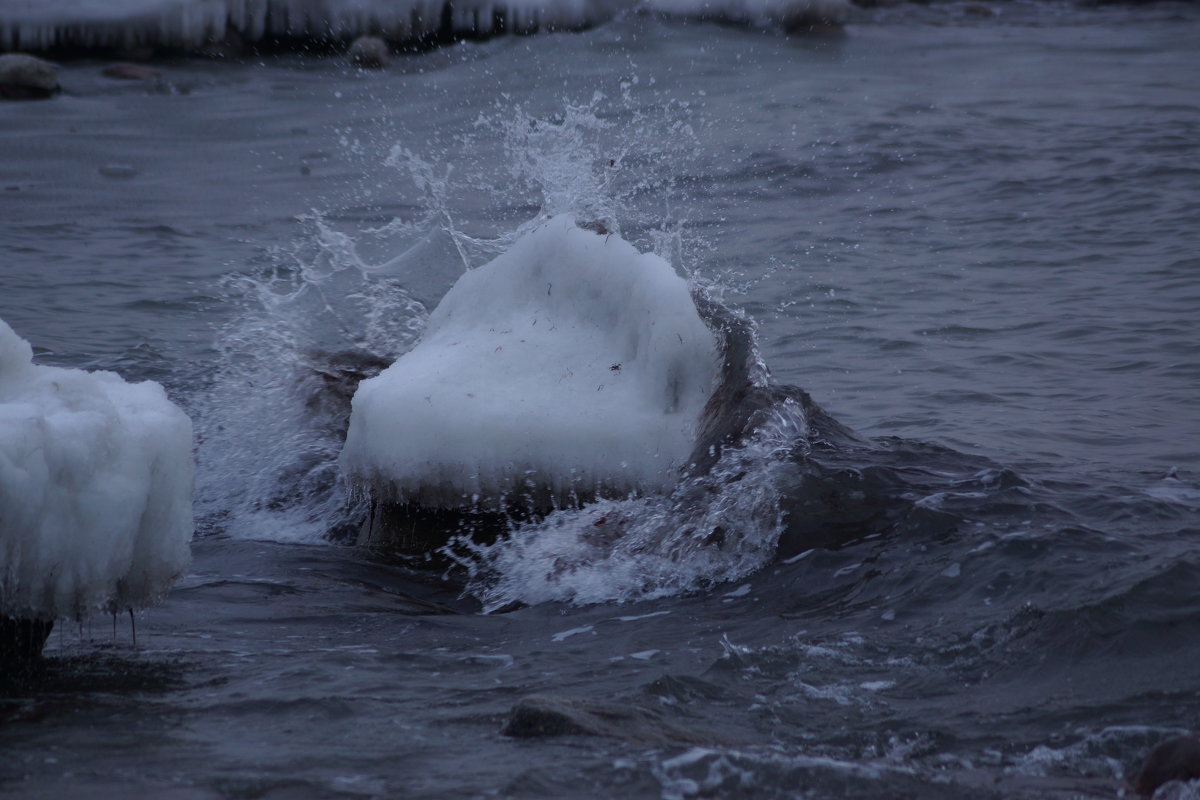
102, 62, 163, 81
0, 53, 59, 100
503, 694, 716, 745
1136, 736, 1200, 796
349, 36, 390, 69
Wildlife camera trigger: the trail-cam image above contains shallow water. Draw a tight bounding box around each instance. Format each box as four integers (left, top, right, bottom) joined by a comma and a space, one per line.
2, 4, 1200, 797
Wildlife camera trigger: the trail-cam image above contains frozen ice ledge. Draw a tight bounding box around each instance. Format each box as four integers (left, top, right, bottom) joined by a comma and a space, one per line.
0, 318, 193, 657
0, 0, 849, 54
340, 216, 721, 524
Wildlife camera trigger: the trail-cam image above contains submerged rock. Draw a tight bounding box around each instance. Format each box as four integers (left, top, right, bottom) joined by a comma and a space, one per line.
102, 62, 162, 80
300, 347, 392, 420
0, 53, 59, 100
961, 2, 998, 17
776, 0, 850, 32
1135, 736, 1200, 797
503, 694, 717, 744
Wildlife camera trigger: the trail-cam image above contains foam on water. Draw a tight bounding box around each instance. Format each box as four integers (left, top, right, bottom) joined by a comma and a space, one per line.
451, 395, 805, 609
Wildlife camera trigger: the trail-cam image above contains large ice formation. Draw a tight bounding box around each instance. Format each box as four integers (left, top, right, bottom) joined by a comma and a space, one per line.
340, 216, 720, 509
0, 0, 847, 52
0, 319, 193, 621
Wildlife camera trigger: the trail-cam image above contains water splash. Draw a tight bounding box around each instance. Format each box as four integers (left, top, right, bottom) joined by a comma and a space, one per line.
193, 217, 428, 543
459, 87, 706, 263
450, 398, 807, 610
193, 89, 736, 570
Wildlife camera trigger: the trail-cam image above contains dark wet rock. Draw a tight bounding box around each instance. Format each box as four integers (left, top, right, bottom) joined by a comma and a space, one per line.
0, 53, 60, 100
194, 27, 248, 60
98, 164, 139, 179
300, 347, 392, 419
688, 291, 863, 477
1135, 736, 1200, 796
777, 0, 849, 34
961, 2, 998, 16
577, 217, 613, 235
503, 694, 717, 745
0, 616, 54, 667
348, 35, 390, 69
102, 62, 163, 80
114, 44, 157, 62
357, 501, 511, 551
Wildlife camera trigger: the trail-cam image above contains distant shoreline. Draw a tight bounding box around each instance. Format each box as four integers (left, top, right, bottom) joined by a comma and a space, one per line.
0, 0, 856, 59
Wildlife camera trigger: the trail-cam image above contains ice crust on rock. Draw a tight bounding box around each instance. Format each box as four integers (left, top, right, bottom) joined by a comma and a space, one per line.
0, 319, 193, 620
0, 0, 846, 52
340, 216, 720, 509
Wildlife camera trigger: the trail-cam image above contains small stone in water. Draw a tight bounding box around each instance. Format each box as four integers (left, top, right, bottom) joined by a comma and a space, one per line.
99, 164, 139, 179
0, 53, 60, 100
102, 62, 163, 81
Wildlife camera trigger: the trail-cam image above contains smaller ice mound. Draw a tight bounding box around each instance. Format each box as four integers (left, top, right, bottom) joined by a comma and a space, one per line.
0, 319, 193, 628
340, 215, 720, 511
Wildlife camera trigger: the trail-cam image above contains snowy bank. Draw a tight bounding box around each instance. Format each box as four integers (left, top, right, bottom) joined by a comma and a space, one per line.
340, 216, 719, 514
0, 0, 607, 53
0, 0, 846, 54
0, 319, 193, 627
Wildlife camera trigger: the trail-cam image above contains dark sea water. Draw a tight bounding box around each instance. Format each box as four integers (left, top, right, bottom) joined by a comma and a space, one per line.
2, 4, 1200, 797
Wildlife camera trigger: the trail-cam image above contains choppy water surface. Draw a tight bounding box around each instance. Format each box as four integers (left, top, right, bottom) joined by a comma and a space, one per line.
2, 5, 1199, 798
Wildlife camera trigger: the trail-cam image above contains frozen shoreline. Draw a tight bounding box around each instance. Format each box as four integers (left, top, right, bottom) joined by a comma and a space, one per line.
0, 0, 849, 55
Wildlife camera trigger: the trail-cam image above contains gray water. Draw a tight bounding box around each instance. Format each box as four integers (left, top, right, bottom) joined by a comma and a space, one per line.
2, 4, 1200, 798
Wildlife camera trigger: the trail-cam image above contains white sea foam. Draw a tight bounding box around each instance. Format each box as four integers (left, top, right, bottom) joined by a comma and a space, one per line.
453, 394, 805, 609
193, 215, 430, 542
340, 214, 720, 508
0, 318, 193, 620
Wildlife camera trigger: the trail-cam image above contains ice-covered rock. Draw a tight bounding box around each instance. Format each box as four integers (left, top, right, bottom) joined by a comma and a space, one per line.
0, 319, 194, 627
340, 216, 720, 512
